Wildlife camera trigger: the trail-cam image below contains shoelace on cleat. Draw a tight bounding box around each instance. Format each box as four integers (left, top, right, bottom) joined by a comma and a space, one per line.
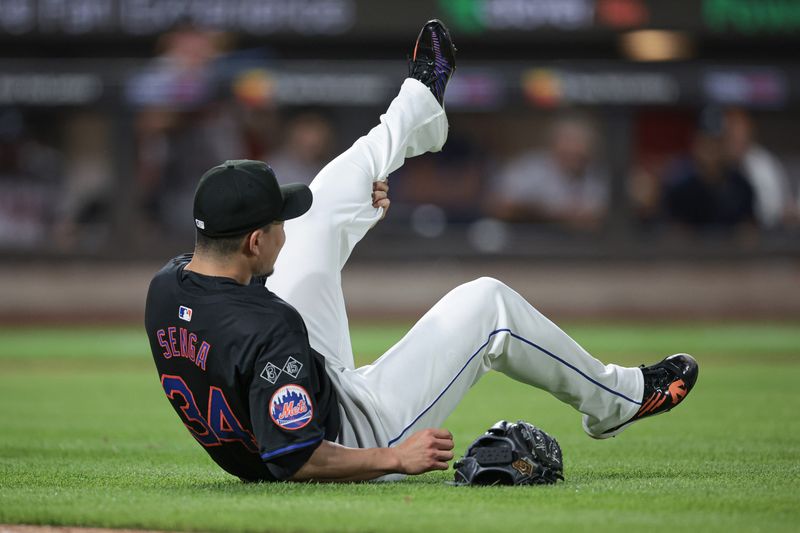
641, 363, 679, 390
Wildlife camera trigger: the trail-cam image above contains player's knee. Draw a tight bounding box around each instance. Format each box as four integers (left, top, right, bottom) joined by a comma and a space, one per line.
448, 277, 513, 309
465, 276, 508, 297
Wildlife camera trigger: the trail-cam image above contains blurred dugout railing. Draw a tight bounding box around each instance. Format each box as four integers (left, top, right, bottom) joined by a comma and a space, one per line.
1, 0, 800, 262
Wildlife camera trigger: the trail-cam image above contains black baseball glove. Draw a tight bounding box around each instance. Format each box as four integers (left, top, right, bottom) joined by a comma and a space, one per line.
453, 420, 564, 486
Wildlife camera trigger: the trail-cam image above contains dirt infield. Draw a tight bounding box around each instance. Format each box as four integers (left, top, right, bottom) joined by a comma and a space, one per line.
0, 527, 168, 533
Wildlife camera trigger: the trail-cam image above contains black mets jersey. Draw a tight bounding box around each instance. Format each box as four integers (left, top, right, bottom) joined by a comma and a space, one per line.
144, 254, 340, 481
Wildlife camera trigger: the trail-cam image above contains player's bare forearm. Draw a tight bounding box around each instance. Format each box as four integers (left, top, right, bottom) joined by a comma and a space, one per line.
289, 440, 401, 482
289, 428, 454, 483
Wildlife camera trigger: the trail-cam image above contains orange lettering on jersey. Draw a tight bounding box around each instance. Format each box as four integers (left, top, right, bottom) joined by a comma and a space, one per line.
279, 399, 308, 420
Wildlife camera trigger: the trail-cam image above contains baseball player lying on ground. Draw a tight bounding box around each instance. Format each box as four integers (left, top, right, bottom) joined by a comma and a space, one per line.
145, 20, 698, 483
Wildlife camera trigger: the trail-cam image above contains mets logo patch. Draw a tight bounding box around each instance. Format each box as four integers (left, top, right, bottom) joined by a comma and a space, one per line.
269, 384, 313, 431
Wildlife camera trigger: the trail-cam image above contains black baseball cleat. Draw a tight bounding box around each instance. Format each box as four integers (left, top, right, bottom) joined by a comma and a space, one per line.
408, 19, 457, 106
591, 354, 699, 439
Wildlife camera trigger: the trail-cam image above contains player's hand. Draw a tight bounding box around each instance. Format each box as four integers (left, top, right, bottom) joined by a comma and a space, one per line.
372, 180, 390, 219
393, 428, 454, 475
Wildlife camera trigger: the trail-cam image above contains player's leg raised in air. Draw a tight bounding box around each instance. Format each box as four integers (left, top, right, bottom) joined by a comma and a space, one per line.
270, 19, 697, 475
268, 21, 453, 371
269, 20, 699, 456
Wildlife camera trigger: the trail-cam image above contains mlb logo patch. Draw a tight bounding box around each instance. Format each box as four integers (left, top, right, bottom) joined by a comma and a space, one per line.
178, 306, 193, 322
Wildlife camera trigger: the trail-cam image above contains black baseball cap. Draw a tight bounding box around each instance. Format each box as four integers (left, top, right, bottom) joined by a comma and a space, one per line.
193, 159, 312, 237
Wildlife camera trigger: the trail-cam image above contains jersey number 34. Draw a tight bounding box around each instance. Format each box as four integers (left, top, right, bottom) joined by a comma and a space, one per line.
161, 374, 258, 453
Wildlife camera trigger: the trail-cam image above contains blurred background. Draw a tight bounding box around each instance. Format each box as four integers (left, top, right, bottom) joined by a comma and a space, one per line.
1, 0, 799, 323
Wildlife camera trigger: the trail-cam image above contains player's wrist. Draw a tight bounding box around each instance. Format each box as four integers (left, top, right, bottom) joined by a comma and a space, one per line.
382, 447, 405, 474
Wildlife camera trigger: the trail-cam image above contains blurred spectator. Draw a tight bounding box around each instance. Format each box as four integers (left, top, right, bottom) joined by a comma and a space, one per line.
267, 112, 334, 185
129, 25, 244, 237
128, 25, 222, 110
0, 108, 61, 247
723, 108, 793, 229
664, 108, 755, 231
485, 115, 608, 230
627, 109, 695, 226
52, 113, 114, 251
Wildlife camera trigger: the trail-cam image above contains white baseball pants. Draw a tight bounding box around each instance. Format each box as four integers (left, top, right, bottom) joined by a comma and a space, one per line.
268, 79, 644, 461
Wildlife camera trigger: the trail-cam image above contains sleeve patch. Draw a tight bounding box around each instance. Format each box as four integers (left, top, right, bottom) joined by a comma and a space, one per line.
270, 384, 314, 431
259, 355, 304, 384
282, 356, 303, 378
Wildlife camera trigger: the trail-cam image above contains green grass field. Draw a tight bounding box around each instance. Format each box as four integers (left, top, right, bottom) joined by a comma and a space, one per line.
1, 323, 799, 532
